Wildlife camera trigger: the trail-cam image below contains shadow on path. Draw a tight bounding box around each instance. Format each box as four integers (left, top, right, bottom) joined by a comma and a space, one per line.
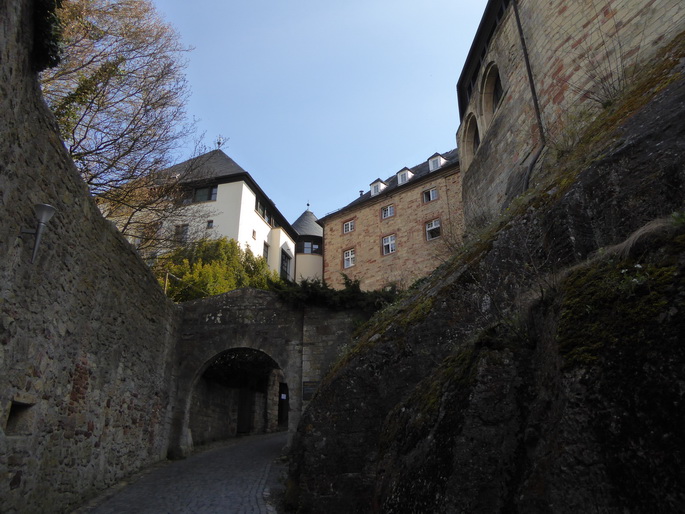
75, 432, 288, 514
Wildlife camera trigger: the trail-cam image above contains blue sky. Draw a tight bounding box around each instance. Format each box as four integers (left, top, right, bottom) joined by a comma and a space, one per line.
152, 0, 489, 223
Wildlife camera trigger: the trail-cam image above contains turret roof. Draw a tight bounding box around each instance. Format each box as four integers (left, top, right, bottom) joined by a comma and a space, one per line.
292, 209, 323, 237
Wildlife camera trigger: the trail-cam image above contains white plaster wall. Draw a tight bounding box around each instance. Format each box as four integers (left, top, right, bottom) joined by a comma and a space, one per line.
295, 254, 323, 283
178, 181, 294, 277
231, 184, 274, 265
188, 181, 244, 241
268, 228, 296, 278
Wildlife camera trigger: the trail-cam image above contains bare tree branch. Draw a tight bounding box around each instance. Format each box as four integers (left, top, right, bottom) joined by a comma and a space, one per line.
40, 0, 205, 254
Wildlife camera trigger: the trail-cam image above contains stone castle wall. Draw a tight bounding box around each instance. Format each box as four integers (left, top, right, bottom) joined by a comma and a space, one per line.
0, 0, 181, 512
458, 0, 685, 226
171, 288, 367, 457
322, 169, 463, 291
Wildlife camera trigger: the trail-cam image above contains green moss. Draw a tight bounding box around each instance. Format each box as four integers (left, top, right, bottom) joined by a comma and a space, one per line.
324, 296, 431, 380
504, 31, 685, 220
380, 346, 477, 453
558, 256, 681, 369
399, 296, 435, 327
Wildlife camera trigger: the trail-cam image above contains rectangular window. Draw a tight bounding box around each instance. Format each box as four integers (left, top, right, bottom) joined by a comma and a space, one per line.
343, 248, 356, 268
422, 188, 438, 203
255, 198, 273, 226
398, 172, 408, 185
381, 205, 395, 219
193, 185, 217, 202
280, 250, 292, 281
382, 234, 396, 255
426, 218, 441, 240
429, 157, 443, 171
174, 224, 189, 243
206, 220, 214, 229
343, 220, 355, 233
263, 242, 269, 261
296, 240, 322, 255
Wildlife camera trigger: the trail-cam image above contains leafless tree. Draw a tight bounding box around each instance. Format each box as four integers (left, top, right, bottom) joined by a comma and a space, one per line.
40, 0, 201, 252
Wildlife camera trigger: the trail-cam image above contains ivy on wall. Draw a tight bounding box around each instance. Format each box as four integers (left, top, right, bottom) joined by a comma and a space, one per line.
32, 0, 63, 71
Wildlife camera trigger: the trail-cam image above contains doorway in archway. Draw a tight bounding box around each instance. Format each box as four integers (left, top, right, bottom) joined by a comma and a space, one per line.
189, 348, 287, 446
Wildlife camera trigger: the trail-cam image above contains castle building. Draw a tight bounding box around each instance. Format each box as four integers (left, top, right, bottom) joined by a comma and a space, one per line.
156, 149, 463, 291
291, 208, 324, 282
456, 0, 685, 227
161, 149, 317, 282
318, 150, 463, 291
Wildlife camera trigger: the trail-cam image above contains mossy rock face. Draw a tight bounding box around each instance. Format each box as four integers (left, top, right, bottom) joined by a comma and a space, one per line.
374, 323, 531, 513
288, 55, 685, 513
555, 231, 685, 510
558, 258, 682, 368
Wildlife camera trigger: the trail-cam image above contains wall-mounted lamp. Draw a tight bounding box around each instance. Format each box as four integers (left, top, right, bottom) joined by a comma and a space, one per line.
21, 204, 57, 263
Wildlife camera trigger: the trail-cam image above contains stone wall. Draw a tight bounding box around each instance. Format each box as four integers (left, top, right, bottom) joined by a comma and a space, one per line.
170, 288, 367, 457
189, 380, 239, 444
0, 0, 181, 512
322, 170, 463, 290
289, 62, 685, 514
301, 306, 367, 403
457, 0, 685, 226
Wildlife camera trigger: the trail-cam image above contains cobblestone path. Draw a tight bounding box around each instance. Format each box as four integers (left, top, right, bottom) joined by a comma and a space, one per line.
77, 432, 288, 514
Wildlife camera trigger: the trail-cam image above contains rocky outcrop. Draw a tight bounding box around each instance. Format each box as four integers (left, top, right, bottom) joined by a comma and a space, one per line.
287, 49, 685, 512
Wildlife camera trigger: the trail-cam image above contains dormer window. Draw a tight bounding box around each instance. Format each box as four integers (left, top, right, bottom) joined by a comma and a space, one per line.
397, 168, 413, 185
429, 156, 445, 171
370, 179, 387, 197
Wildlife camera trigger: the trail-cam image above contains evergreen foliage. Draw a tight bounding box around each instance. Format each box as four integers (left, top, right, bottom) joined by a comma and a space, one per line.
154, 238, 280, 302
32, 0, 63, 71
156, 238, 399, 310
270, 275, 398, 313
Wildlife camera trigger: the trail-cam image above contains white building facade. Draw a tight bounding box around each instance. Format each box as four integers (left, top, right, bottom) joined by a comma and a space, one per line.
167, 150, 318, 283
168, 150, 296, 280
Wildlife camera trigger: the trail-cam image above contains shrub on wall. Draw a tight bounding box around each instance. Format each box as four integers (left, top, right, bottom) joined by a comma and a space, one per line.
270, 275, 398, 313
153, 237, 280, 302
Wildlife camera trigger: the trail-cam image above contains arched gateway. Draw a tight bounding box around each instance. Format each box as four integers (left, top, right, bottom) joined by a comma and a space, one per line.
168, 288, 365, 458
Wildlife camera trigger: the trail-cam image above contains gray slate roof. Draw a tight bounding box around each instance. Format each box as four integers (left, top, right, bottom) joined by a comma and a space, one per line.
164, 149, 248, 183
162, 149, 299, 240
328, 148, 460, 216
292, 209, 323, 237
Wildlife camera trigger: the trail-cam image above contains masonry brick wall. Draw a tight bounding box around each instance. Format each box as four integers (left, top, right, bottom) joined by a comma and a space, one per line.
171, 288, 368, 457
301, 306, 366, 403
189, 380, 239, 443
458, 0, 685, 226
322, 169, 463, 291
0, 1, 181, 511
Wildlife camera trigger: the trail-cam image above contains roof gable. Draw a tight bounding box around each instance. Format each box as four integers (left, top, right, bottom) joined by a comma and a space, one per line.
165, 149, 248, 184
162, 149, 299, 241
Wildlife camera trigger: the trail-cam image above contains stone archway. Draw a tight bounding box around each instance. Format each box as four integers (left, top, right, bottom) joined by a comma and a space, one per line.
167, 289, 304, 459
188, 348, 289, 446
166, 288, 368, 459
